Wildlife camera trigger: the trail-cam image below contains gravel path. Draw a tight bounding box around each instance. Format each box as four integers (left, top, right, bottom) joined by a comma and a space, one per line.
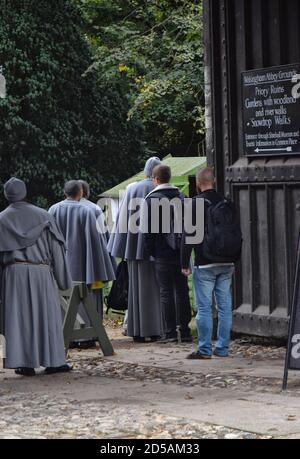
70, 357, 283, 392
0, 393, 269, 439
0, 330, 288, 439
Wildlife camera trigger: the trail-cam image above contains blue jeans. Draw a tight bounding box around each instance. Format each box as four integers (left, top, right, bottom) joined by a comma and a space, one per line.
193, 265, 234, 356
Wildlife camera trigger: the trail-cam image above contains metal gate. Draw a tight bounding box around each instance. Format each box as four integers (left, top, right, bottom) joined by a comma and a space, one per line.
204, 0, 300, 337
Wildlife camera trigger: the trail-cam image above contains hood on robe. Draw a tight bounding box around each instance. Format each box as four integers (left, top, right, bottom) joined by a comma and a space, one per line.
0, 202, 66, 253
144, 157, 161, 178
4, 177, 27, 203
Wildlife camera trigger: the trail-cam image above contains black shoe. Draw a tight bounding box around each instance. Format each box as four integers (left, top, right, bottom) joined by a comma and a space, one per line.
69, 340, 97, 350
45, 364, 73, 375
15, 367, 36, 377
186, 351, 212, 360
181, 336, 194, 343
133, 337, 146, 343
149, 335, 161, 342
157, 336, 177, 344
213, 350, 229, 358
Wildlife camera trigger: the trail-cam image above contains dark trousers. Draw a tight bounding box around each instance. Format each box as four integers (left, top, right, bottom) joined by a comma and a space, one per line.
155, 261, 192, 338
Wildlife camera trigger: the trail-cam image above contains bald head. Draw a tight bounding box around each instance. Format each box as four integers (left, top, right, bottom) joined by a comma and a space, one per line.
196, 167, 215, 192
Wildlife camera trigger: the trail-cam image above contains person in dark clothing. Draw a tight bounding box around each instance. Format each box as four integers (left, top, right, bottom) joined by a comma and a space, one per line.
181, 168, 235, 359
144, 165, 192, 344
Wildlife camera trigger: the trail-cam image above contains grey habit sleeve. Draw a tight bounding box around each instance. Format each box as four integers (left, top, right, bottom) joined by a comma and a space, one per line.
49, 232, 73, 291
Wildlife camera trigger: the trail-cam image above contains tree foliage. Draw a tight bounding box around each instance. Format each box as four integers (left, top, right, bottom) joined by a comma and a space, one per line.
0, 0, 144, 209
75, 0, 205, 157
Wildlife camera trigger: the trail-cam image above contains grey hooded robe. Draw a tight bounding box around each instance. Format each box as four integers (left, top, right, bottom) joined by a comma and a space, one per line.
80, 198, 117, 272
0, 202, 72, 369
49, 199, 115, 283
49, 199, 116, 324
108, 179, 163, 338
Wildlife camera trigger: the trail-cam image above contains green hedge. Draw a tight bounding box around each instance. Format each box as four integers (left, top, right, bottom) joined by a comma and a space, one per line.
0, 0, 144, 209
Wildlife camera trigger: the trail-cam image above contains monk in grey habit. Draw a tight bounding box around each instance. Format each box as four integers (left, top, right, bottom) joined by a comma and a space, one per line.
108, 157, 163, 342
79, 180, 103, 216
49, 181, 115, 346
0, 178, 72, 377
79, 180, 117, 315
79, 180, 111, 241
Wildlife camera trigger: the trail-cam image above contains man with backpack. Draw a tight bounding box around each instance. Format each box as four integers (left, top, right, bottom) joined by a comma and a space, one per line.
144, 165, 192, 344
181, 168, 242, 359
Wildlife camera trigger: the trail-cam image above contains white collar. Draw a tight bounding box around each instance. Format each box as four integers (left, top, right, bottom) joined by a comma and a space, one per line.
146, 183, 179, 199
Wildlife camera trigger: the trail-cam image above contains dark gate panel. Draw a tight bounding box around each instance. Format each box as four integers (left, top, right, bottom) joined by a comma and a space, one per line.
204, 0, 300, 336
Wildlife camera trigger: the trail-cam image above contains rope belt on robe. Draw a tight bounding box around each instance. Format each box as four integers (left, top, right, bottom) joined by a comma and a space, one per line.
2, 262, 104, 292
2, 262, 104, 294
2, 261, 50, 269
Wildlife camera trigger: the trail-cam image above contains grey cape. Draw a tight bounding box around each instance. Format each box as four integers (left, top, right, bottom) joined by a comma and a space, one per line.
0, 201, 72, 369
80, 197, 102, 215
108, 179, 154, 261
49, 199, 116, 284
80, 198, 117, 272
108, 179, 163, 338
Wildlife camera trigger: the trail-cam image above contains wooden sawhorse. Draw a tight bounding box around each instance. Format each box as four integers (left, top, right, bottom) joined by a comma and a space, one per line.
60, 283, 114, 356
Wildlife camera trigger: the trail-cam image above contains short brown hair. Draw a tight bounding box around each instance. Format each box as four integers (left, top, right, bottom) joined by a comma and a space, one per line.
196, 167, 215, 185
64, 180, 82, 198
152, 165, 171, 184
79, 180, 90, 199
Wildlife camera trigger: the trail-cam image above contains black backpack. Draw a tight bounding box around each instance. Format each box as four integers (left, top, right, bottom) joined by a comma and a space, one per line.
104, 260, 129, 314
203, 199, 242, 263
